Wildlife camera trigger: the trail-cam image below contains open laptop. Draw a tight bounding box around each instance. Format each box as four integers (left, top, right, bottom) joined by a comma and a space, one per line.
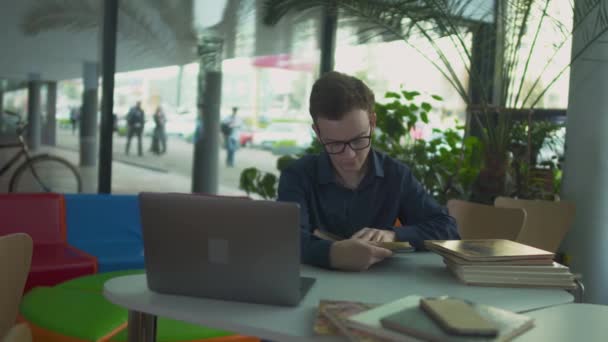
139, 192, 315, 306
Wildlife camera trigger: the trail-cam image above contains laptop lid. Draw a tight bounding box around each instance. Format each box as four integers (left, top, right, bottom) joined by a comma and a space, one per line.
139, 192, 303, 306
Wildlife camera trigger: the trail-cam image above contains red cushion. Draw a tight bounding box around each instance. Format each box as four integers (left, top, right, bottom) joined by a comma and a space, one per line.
25, 243, 97, 292
0, 193, 66, 244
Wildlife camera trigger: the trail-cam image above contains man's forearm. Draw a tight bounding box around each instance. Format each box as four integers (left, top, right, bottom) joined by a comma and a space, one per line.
301, 234, 333, 268
393, 214, 459, 249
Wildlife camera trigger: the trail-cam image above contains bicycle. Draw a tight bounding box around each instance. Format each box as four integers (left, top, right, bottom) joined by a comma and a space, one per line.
0, 111, 82, 193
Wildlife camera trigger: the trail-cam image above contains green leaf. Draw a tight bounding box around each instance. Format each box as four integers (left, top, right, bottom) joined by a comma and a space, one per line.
385, 91, 401, 99
420, 111, 429, 124
403, 91, 421, 100
431, 95, 443, 101
421, 102, 432, 112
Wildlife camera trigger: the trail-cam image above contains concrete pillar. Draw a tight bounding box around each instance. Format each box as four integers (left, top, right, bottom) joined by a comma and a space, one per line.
27, 73, 42, 151
192, 31, 223, 194
44, 81, 57, 146
98, 0, 118, 194
561, 0, 608, 305
0, 88, 4, 134
319, 5, 337, 75
80, 61, 99, 167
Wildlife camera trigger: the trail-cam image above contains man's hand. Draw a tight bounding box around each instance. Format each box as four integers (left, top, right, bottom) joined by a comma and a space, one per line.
352, 228, 396, 243
329, 239, 393, 271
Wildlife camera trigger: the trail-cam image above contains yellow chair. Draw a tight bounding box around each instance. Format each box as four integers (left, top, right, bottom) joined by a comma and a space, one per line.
494, 197, 576, 253
447, 199, 527, 240
0, 234, 33, 339
2, 323, 32, 342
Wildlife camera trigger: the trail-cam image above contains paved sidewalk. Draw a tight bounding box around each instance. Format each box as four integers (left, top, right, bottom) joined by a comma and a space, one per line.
0, 143, 246, 195
54, 128, 279, 194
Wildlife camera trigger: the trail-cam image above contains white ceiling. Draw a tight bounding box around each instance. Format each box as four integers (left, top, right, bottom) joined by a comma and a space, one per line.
0, 0, 205, 82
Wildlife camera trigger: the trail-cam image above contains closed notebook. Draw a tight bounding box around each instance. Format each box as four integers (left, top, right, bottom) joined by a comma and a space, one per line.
346, 295, 424, 341
448, 270, 577, 289
442, 253, 554, 266
425, 240, 554, 261
443, 259, 571, 273
380, 302, 534, 342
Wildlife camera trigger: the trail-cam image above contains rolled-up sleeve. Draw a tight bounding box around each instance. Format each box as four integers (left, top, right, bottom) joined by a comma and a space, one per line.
278, 168, 333, 268
393, 167, 459, 249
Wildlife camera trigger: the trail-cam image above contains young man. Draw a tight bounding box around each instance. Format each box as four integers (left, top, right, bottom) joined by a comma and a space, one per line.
278, 71, 459, 272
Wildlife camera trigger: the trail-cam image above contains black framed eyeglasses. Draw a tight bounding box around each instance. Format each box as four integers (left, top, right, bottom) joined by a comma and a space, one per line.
322, 135, 372, 154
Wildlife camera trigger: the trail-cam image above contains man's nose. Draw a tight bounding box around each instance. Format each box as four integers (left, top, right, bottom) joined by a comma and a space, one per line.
342, 144, 357, 157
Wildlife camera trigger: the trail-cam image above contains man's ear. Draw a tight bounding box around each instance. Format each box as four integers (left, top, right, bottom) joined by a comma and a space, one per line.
312, 123, 321, 140
370, 112, 377, 131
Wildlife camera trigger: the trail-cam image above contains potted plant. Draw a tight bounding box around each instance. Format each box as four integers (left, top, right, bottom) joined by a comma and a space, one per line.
262, 0, 608, 201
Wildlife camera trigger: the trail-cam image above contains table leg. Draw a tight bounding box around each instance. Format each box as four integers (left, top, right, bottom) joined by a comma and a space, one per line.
128, 310, 157, 342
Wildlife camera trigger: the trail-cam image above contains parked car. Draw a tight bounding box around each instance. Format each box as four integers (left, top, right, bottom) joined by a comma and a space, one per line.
239, 125, 254, 147
165, 112, 197, 138
251, 122, 313, 154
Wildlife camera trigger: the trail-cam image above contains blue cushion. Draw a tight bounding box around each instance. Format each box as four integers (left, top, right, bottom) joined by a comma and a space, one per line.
76, 241, 144, 273
65, 194, 144, 272
65, 194, 142, 242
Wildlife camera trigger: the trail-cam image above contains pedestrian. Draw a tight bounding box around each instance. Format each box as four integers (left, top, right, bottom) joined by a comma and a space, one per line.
150, 106, 167, 155
125, 101, 145, 156
220, 107, 241, 167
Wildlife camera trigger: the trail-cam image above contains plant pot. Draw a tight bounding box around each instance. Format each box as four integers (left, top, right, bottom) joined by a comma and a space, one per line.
471, 153, 509, 204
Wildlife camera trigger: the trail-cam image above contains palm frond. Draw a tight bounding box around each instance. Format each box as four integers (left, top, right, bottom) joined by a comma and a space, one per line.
529, 0, 608, 108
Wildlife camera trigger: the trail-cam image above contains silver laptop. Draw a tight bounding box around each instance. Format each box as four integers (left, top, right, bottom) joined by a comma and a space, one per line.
139, 192, 315, 306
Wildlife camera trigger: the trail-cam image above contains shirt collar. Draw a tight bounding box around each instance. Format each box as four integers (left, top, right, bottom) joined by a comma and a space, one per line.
317, 149, 385, 185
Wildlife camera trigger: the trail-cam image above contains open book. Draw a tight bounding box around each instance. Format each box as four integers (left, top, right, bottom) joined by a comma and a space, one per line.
314, 229, 414, 253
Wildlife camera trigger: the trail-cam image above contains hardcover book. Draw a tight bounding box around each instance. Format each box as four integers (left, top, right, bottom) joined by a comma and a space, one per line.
425, 240, 554, 261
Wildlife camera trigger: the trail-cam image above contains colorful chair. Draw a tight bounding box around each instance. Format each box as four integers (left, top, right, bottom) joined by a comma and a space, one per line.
19, 286, 127, 342
20, 271, 259, 342
0, 193, 97, 292
64, 194, 144, 272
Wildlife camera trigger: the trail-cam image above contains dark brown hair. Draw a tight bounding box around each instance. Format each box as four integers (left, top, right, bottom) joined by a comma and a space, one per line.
309, 71, 375, 121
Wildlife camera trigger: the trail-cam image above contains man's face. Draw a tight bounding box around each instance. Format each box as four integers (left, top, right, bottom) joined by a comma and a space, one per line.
313, 109, 376, 174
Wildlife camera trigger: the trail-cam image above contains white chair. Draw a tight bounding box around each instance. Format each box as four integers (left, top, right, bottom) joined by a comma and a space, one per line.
2, 323, 31, 342
447, 199, 527, 240
494, 197, 576, 253
0, 234, 33, 340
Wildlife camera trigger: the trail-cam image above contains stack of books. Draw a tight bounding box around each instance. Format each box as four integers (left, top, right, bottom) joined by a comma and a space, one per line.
425, 239, 577, 289
314, 295, 535, 341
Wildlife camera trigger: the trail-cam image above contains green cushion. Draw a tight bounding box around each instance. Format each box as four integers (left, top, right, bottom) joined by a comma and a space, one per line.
20, 287, 127, 340
56, 269, 145, 293
111, 318, 234, 342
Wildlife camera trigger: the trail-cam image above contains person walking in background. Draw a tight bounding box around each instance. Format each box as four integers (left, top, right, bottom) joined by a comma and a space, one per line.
220, 107, 241, 167
125, 101, 145, 156
150, 106, 167, 155
69, 106, 80, 135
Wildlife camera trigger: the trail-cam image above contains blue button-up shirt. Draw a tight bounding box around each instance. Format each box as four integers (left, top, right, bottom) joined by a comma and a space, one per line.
277, 149, 459, 268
